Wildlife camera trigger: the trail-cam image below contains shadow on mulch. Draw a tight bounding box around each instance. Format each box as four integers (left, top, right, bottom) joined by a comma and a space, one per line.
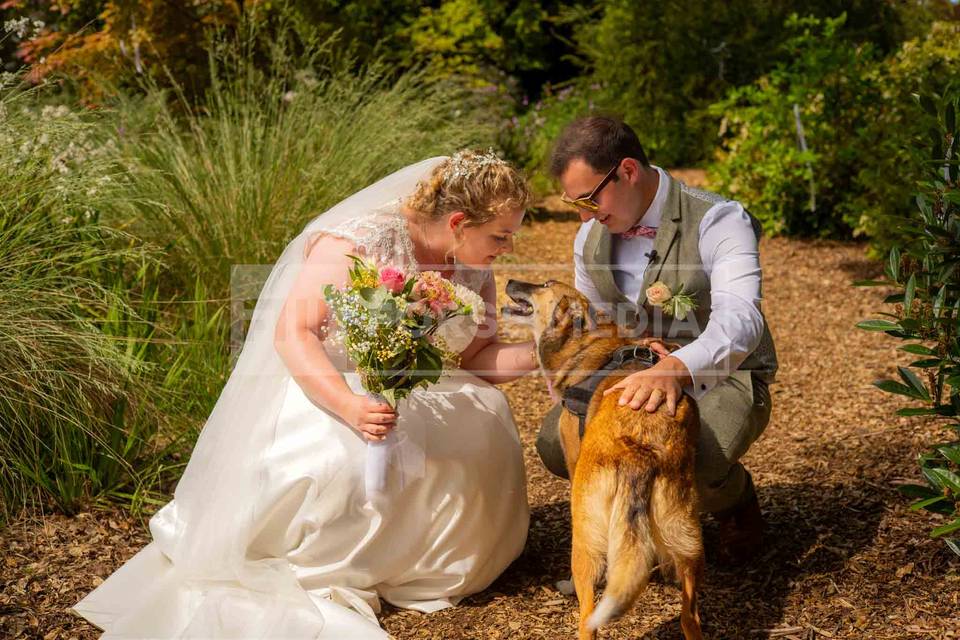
438, 502, 572, 611
837, 257, 885, 282
462, 477, 887, 638
689, 480, 886, 639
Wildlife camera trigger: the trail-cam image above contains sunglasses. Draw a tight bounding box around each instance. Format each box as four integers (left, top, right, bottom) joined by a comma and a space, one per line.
560, 160, 621, 212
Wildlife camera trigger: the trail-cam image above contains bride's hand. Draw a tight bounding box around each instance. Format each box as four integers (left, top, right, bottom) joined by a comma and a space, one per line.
344, 395, 397, 442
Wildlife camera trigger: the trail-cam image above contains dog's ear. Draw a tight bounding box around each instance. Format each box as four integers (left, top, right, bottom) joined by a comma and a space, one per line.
549, 295, 596, 335
569, 298, 597, 333
548, 295, 571, 332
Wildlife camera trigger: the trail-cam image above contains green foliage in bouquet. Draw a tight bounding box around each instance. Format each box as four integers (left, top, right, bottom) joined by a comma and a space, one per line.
323, 257, 480, 408
857, 90, 960, 557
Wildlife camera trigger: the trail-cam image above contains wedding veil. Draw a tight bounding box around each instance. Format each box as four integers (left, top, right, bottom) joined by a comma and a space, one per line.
150, 157, 448, 633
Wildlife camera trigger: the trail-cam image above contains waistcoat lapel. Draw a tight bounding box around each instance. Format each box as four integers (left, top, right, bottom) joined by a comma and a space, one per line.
582, 222, 630, 306
637, 175, 682, 308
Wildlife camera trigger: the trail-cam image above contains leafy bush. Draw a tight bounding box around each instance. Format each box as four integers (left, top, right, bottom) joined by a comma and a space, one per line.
499, 83, 597, 196
850, 21, 960, 252
7, 0, 581, 106
707, 14, 881, 237
11, 0, 248, 103
857, 90, 960, 557
573, 0, 908, 167
707, 17, 960, 245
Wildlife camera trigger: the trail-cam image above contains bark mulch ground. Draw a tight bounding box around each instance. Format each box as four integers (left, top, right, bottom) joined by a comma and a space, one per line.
2, 216, 959, 639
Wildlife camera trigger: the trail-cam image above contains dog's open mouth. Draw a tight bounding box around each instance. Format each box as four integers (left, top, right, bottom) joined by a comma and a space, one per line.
503, 280, 538, 317
502, 298, 533, 317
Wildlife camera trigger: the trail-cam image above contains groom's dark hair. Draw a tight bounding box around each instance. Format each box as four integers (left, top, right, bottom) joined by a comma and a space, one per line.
549, 115, 649, 177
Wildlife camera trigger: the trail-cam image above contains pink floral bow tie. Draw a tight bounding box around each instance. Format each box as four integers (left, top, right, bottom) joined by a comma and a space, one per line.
619, 224, 657, 239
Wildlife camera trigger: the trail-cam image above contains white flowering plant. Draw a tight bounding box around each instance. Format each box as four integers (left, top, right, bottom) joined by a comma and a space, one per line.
323, 255, 483, 408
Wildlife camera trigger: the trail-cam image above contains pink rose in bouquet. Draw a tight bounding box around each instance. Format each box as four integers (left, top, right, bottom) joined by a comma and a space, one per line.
379, 266, 406, 294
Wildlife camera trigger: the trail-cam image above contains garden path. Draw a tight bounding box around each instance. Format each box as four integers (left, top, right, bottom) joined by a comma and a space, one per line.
2, 217, 958, 640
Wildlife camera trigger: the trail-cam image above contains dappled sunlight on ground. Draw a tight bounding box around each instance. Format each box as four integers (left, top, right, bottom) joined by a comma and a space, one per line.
2, 220, 958, 640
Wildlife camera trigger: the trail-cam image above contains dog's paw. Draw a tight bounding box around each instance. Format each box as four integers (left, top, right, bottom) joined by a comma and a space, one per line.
556, 579, 576, 596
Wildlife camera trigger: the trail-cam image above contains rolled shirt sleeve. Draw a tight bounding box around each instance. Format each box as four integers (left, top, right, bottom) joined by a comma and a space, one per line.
671, 201, 765, 399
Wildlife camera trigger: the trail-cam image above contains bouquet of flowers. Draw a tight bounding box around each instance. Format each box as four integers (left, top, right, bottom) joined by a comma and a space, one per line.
324, 256, 484, 499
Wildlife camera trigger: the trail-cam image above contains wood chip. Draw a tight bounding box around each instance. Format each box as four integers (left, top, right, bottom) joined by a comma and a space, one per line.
3, 226, 960, 639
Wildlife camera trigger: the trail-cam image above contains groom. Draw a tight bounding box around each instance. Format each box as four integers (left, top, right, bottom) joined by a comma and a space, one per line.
536, 115, 778, 563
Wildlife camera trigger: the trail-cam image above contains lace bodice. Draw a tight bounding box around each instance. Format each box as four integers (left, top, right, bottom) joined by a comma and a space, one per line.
307, 203, 416, 271
310, 203, 490, 355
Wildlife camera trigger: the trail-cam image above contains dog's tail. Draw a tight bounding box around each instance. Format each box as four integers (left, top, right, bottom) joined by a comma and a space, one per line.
585, 443, 660, 631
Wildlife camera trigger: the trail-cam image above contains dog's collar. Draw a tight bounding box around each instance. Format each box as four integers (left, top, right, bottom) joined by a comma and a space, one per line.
560, 344, 659, 437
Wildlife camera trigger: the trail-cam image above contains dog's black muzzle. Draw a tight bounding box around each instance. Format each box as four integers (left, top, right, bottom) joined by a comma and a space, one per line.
503, 278, 556, 317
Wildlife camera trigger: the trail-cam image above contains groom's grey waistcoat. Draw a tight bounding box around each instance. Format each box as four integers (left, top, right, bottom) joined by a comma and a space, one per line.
580, 174, 778, 384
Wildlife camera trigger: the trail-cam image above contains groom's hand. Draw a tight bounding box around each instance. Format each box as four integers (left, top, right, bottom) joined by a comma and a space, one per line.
602, 356, 692, 416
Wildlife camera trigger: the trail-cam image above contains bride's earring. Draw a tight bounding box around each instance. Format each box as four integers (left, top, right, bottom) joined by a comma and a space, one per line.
448, 228, 464, 265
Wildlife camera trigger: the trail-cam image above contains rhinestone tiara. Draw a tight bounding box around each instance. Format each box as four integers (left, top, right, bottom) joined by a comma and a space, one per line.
444, 148, 507, 182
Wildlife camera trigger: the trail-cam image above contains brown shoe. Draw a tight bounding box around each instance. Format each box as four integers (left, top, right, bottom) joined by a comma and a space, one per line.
714, 477, 765, 565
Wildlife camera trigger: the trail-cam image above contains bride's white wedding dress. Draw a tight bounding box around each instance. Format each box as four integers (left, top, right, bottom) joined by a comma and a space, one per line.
71, 158, 529, 639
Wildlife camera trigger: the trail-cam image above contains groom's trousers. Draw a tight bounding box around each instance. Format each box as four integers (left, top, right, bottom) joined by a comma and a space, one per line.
535, 369, 772, 514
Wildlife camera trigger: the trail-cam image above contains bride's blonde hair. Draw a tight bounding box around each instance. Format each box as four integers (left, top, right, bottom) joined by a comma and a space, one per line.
407, 149, 532, 227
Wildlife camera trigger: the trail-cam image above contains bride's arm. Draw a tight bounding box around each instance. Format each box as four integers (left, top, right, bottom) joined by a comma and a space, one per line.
459, 272, 538, 384
273, 235, 397, 442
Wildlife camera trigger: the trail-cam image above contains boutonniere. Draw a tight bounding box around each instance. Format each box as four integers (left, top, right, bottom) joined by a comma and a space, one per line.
645, 281, 698, 317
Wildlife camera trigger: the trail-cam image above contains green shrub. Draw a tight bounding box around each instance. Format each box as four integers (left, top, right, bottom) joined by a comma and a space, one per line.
857, 90, 960, 557
708, 17, 960, 245
707, 14, 881, 237
398, 0, 575, 94
499, 83, 597, 196
850, 21, 960, 252
573, 0, 907, 167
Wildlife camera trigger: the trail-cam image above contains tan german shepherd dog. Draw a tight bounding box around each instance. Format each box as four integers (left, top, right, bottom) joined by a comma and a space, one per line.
504, 279, 704, 640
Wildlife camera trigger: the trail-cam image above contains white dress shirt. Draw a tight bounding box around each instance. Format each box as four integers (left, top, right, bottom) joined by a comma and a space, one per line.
573, 166, 765, 399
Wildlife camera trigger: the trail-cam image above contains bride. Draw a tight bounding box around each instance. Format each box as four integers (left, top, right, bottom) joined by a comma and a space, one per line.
72, 151, 539, 638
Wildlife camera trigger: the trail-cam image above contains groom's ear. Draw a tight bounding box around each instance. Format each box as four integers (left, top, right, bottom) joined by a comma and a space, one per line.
621, 157, 643, 184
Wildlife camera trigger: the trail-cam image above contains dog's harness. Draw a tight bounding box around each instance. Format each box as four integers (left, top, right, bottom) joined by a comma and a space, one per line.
561, 345, 659, 437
